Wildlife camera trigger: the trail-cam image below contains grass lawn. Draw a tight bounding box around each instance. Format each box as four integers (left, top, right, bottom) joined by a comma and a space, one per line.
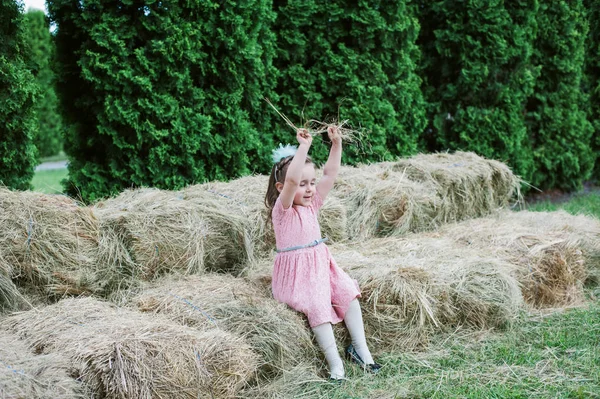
308, 296, 600, 398
31, 168, 68, 194
526, 191, 600, 219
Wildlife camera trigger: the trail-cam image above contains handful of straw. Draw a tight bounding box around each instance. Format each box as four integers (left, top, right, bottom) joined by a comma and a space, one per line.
264, 97, 360, 142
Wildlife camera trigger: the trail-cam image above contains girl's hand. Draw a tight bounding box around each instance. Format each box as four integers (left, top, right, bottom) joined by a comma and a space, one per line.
297, 128, 313, 146
327, 126, 342, 145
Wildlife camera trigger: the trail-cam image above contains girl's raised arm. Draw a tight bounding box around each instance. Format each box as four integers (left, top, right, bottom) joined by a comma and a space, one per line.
278, 129, 312, 209
317, 126, 342, 201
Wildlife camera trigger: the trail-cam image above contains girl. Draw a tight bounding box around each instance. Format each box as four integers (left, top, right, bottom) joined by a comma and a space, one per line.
264, 127, 381, 380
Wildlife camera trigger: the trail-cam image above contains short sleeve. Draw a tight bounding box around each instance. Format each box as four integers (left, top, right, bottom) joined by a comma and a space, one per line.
272, 195, 291, 220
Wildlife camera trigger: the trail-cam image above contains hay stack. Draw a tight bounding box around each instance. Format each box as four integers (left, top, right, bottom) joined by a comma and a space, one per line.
6, 297, 258, 399
0, 189, 100, 298
0, 328, 85, 398
332, 152, 520, 240
94, 187, 254, 286
185, 175, 348, 260
247, 236, 523, 352
334, 165, 441, 239
438, 210, 600, 306
131, 274, 317, 380
394, 151, 520, 218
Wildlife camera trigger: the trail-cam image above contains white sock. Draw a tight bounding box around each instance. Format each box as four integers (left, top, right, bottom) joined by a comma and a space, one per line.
344, 299, 375, 364
312, 323, 345, 379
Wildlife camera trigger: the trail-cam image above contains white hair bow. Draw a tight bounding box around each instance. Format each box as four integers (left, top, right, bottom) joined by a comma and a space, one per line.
272, 144, 297, 164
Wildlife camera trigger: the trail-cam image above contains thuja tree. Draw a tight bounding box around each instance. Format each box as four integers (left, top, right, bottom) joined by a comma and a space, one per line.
24, 10, 63, 158
526, 0, 594, 190
271, 0, 426, 164
48, 0, 276, 201
417, 0, 539, 181
0, 0, 38, 190
584, 0, 600, 181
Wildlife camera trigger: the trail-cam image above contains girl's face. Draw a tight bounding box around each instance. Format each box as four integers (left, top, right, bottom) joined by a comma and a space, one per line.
276, 163, 316, 207
293, 163, 316, 206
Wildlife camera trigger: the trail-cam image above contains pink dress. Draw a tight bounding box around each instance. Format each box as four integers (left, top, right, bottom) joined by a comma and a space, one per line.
271, 191, 361, 328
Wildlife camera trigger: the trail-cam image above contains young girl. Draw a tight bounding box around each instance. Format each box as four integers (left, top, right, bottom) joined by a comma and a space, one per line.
264, 127, 381, 380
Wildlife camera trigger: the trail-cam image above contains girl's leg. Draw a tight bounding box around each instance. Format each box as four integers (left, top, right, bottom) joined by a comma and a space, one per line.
312, 323, 345, 379
343, 298, 374, 364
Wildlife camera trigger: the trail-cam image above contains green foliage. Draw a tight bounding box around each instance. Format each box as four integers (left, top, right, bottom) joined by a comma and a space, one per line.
526, 0, 595, 190
49, 0, 276, 202
23, 10, 63, 158
418, 0, 539, 182
584, 0, 600, 181
0, 0, 38, 190
272, 0, 426, 164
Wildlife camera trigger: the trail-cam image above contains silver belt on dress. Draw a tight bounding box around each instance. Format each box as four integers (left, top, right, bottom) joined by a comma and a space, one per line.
276, 237, 328, 253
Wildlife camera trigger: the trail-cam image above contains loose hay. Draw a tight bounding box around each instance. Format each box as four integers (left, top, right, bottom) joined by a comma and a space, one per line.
131, 274, 318, 381
438, 210, 600, 307
0, 189, 100, 298
6, 297, 258, 399
0, 328, 85, 398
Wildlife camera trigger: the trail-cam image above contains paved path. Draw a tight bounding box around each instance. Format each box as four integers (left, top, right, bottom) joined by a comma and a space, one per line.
35, 160, 68, 171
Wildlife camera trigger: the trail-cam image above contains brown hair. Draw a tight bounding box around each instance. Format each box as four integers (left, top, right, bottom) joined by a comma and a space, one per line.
264, 155, 314, 224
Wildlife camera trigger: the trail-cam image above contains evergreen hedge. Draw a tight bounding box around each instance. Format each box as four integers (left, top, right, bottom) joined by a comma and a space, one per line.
417, 0, 538, 182
48, 0, 276, 202
272, 0, 426, 164
0, 0, 38, 190
526, 0, 594, 190
584, 0, 600, 181
24, 10, 63, 158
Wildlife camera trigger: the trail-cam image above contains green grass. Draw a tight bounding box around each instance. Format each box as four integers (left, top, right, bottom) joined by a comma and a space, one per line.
526, 191, 600, 219
31, 168, 68, 194
303, 298, 600, 398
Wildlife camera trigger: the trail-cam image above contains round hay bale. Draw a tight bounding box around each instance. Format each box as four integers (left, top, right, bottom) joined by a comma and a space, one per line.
6, 297, 258, 399
131, 274, 317, 381
0, 189, 100, 298
438, 210, 598, 306
0, 328, 86, 398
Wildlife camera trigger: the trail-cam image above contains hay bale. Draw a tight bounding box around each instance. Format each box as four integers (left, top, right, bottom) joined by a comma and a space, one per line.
94, 187, 254, 288
6, 297, 258, 399
334, 165, 442, 239
247, 235, 523, 353
438, 210, 600, 306
334, 237, 522, 338
0, 328, 85, 398
333, 152, 520, 240
185, 175, 348, 260
0, 189, 100, 298
131, 274, 317, 380
393, 151, 520, 216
